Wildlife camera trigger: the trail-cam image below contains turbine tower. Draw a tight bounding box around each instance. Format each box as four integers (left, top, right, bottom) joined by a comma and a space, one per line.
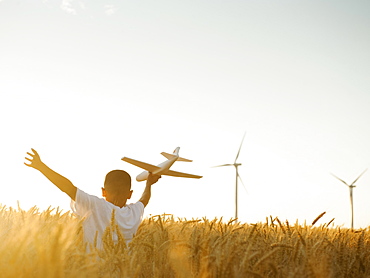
213, 133, 246, 219
331, 169, 367, 229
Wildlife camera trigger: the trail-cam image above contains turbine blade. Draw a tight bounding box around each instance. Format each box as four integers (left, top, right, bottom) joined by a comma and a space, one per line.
330, 173, 349, 186
212, 164, 233, 168
237, 173, 248, 194
234, 132, 246, 163
351, 168, 368, 186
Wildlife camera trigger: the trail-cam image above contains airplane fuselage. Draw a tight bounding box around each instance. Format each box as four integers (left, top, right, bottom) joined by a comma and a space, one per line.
136, 156, 178, 181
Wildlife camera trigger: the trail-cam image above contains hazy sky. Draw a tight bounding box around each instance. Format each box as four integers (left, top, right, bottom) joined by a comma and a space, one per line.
1, 0, 370, 228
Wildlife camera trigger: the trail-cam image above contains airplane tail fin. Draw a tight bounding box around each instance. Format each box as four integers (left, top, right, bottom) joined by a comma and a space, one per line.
161, 148, 193, 162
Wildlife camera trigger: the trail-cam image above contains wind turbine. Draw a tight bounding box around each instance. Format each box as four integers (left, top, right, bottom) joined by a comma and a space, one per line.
213, 133, 246, 219
331, 168, 367, 229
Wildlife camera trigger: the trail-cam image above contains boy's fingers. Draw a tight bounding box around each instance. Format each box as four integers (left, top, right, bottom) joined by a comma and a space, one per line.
25, 157, 32, 162
153, 175, 161, 182
26, 152, 33, 157
147, 173, 161, 184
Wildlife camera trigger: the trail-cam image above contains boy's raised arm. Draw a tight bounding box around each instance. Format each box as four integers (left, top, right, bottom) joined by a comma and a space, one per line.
139, 173, 161, 207
24, 149, 77, 200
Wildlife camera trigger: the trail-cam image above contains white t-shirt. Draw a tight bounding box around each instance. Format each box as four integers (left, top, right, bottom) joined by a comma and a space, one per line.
70, 188, 144, 249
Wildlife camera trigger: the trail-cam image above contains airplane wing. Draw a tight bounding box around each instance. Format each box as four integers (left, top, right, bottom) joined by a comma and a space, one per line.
121, 157, 161, 172
162, 169, 202, 179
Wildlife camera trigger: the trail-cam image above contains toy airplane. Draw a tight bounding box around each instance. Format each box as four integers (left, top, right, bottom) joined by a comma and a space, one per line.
121, 147, 203, 181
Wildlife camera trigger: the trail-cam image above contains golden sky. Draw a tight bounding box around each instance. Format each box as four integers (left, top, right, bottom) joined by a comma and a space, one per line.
1, 0, 370, 228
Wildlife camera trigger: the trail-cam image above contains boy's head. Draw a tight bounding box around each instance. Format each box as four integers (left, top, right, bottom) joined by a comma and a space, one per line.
102, 170, 133, 205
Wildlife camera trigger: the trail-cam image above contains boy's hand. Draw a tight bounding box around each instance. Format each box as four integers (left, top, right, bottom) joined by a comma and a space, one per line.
24, 149, 43, 170
147, 173, 161, 185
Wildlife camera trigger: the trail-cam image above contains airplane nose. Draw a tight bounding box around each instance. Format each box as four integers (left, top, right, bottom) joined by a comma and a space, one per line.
136, 171, 149, 182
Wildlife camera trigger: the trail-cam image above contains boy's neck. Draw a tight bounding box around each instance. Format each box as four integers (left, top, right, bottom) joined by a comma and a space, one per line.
106, 197, 127, 208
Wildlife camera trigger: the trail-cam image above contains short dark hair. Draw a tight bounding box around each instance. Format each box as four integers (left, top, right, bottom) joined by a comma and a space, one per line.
104, 170, 131, 194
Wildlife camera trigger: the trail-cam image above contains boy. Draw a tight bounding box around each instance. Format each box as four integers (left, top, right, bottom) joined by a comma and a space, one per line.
24, 148, 161, 249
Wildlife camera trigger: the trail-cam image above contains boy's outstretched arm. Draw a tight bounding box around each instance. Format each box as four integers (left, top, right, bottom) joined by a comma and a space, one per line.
139, 173, 161, 207
24, 149, 77, 200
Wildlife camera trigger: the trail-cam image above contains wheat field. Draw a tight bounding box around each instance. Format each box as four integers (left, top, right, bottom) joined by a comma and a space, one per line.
0, 205, 369, 278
